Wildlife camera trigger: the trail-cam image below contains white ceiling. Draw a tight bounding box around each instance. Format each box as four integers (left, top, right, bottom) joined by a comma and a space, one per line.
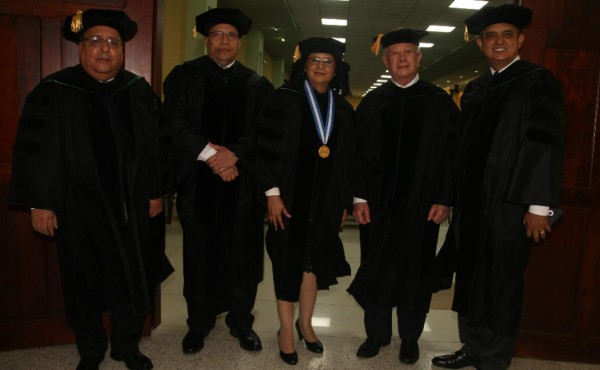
220, 0, 509, 96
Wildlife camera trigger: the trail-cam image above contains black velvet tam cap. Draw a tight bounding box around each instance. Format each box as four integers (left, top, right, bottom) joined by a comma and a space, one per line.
195, 8, 252, 37
380, 29, 428, 48
296, 37, 346, 63
465, 4, 532, 35
62, 9, 138, 43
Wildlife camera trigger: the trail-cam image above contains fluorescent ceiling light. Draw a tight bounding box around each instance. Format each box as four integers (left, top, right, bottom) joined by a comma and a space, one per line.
373, 83, 382, 86
380, 74, 391, 79
420, 42, 434, 48
322, 18, 348, 26
376, 79, 386, 82
332, 37, 346, 43
449, 0, 488, 10
427, 25, 455, 33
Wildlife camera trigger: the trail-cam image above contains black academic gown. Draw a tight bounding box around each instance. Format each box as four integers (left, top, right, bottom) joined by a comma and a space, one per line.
163, 56, 273, 319
8, 65, 173, 330
445, 60, 564, 335
256, 82, 353, 302
347, 79, 459, 313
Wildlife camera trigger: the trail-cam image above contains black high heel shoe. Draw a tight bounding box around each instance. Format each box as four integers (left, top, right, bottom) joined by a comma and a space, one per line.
295, 319, 324, 353
278, 330, 298, 365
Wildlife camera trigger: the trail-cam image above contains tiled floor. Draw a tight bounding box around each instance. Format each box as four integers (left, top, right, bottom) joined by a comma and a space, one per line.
1, 222, 598, 369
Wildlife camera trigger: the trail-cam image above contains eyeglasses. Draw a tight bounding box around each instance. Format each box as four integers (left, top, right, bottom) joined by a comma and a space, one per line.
208, 31, 240, 40
307, 57, 335, 68
81, 36, 123, 48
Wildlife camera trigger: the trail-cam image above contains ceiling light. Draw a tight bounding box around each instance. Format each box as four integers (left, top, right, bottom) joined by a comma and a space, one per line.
380, 74, 391, 79
322, 18, 347, 26
419, 43, 434, 48
373, 83, 382, 86
449, 0, 488, 10
376, 79, 386, 82
332, 37, 346, 43
281, 38, 285, 42
427, 25, 455, 33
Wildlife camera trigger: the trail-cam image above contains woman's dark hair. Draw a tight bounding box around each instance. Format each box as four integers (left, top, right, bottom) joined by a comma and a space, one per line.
287, 58, 351, 97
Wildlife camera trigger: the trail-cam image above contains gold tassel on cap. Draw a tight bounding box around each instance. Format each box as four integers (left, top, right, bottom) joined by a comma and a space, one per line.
370, 33, 383, 56
293, 44, 301, 62
192, 26, 198, 39
71, 10, 83, 33
464, 25, 469, 42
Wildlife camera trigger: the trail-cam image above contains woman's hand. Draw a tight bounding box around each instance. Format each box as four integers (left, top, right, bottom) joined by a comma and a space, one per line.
267, 195, 291, 230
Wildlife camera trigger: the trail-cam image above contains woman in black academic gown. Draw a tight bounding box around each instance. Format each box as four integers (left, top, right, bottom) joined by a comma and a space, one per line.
256, 37, 355, 365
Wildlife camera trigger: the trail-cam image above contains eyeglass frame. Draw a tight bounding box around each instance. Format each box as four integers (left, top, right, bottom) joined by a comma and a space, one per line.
80, 36, 124, 49
208, 31, 240, 40
306, 56, 336, 68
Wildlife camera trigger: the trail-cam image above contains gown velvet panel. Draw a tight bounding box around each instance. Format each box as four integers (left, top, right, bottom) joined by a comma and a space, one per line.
445, 60, 565, 335
163, 56, 273, 315
256, 83, 354, 302
347, 79, 459, 313
8, 65, 173, 329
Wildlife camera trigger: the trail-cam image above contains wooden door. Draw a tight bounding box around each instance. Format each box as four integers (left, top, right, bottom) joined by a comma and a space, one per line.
517, 0, 600, 363
0, 0, 161, 350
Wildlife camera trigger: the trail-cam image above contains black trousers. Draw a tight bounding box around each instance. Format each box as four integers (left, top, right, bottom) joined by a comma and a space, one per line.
458, 315, 516, 370
181, 218, 258, 335
363, 303, 427, 343
75, 302, 145, 360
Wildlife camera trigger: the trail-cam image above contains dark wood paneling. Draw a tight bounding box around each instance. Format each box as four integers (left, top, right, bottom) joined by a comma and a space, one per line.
517, 0, 600, 364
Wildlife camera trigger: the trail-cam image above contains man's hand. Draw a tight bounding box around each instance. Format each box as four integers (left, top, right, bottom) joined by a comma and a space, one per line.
149, 198, 163, 217
353, 202, 371, 225
523, 212, 551, 242
427, 204, 450, 224
207, 143, 239, 174
217, 165, 239, 182
31, 209, 58, 236
267, 195, 291, 231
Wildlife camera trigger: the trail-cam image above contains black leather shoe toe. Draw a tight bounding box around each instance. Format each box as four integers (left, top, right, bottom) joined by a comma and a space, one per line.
279, 350, 299, 365
399, 339, 419, 364
432, 351, 479, 369
76, 357, 103, 370
356, 337, 382, 358
182, 331, 205, 354
295, 319, 324, 353
110, 351, 153, 370
230, 328, 263, 351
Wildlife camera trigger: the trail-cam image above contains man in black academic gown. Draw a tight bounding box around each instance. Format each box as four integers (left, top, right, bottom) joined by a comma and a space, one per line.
162, 8, 273, 354
347, 29, 459, 364
8, 9, 173, 370
432, 5, 564, 370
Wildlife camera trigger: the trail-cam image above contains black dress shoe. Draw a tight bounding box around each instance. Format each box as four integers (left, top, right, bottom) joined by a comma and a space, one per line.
110, 351, 153, 370
295, 319, 324, 353
279, 350, 299, 365
182, 331, 205, 354
230, 328, 262, 351
76, 357, 103, 370
432, 350, 479, 369
356, 337, 383, 358
399, 339, 419, 364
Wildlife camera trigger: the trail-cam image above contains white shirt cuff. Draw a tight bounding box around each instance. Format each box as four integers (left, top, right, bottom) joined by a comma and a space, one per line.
266, 187, 280, 196
198, 144, 217, 161
353, 197, 367, 204
529, 205, 550, 216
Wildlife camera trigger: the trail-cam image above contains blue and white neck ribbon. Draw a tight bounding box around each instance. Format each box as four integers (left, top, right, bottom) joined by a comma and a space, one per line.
303, 79, 334, 157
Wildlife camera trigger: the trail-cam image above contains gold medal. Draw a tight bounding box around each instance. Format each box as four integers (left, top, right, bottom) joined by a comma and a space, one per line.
318, 145, 330, 158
